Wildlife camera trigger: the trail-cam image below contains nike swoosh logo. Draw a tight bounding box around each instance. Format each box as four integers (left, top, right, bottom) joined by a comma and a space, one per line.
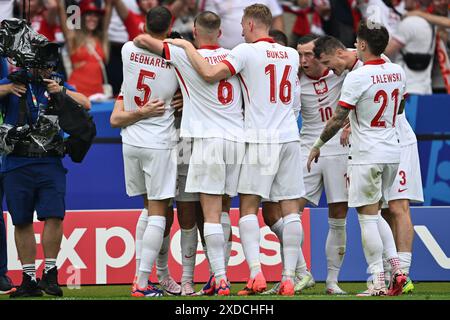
398, 188, 408, 193
318, 96, 328, 102
184, 254, 196, 259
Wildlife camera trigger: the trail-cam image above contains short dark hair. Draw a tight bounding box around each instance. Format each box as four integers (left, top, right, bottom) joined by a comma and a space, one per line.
269, 29, 288, 46
194, 11, 221, 31
356, 20, 389, 56
313, 35, 346, 59
297, 34, 319, 46
146, 6, 172, 35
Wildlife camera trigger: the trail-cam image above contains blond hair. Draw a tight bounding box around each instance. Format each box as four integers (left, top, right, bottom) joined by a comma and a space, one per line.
243, 4, 272, 27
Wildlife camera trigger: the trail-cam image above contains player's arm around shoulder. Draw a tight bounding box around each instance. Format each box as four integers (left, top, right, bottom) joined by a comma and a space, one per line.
165, 38, 232, 83
133, 35, 165, 57
110, 97, 165, 128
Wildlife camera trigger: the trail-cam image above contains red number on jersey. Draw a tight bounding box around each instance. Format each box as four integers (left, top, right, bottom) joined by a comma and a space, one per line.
371, 89, 400, 128
264, 64, 292, 104
218, 79, 234, 105
134, 69, 156, 107
319, 107, 333, 122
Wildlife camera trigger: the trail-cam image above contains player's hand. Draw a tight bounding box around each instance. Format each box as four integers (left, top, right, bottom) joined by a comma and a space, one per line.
43, 78, 63, 94
307, 147, 320, 173
9, 83, 27, 97
164, 38, 191, 49
171, 91, 183, 111
340, 123, 351, 147
138, 99, 165, 118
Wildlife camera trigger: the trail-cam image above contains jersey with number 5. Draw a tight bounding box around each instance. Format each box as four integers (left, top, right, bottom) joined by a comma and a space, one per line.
223, 38, 300, 143
163, 44, 244, 142
338, 59, 406, 164
121, 41, 179, 149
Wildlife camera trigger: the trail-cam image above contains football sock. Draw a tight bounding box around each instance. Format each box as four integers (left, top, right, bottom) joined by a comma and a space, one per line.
221, 212, 232, 268
204, 223, 226, 285
270, 218, 284, 267
137, 216, 165, 289
326, 218, 347, 286
44, 258, 57, 273
282, 213, 302, 281
239, 214, 262, 278
135, 208, 148, 276
23, 264, 36, 281
398, 252, 412, 275
156, 235, 171, 281
377, 214, 401, 273
358, 214, 384, 278
181, 225, 198, 284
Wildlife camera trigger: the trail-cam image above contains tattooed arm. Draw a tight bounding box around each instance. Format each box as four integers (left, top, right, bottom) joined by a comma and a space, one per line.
307, 105, 350, 172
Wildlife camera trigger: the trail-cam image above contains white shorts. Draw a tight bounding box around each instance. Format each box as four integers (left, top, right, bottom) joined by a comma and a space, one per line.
347, 163, 399, 208
176, 166, 200, 202
123, 144, 177, 200
186, 138, 245, 196
302, 153, 348, 206
381, 143, 424, 208
238, 141, 305, 201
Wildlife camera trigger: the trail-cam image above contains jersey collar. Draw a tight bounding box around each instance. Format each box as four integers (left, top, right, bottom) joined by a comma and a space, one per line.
253, 38, 276, 44
198, 45, 220, 50
364, 58, 386, 65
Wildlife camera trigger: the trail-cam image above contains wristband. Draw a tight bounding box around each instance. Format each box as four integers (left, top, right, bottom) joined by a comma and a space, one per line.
313, 138, 325, 149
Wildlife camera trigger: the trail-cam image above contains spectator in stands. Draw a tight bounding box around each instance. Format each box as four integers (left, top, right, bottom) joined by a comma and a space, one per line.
385, 0, 436, 94
323, 0, 361, 48
200, 0, 285, 49
57, 0, 113, 99
407, 0, 450, 93
171, 0, 198, 41
357, 0, 403, 36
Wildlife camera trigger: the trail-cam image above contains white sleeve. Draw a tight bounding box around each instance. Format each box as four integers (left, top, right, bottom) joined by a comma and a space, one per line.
222, 43, 249, 76
163, 43, 188, 68
338, 72, 362, 110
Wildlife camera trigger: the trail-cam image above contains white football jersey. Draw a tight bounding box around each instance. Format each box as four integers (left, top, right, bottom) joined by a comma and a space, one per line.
120, 41, 179, 149
164, 44, 244, 142
338, 59, 406, 164
300, 69, 348, 156
223, 38, 300, 143
349, 51, 416, 148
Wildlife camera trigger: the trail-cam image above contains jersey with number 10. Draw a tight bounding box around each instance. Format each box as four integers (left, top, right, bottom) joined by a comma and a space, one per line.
163, 44, 244, 142
338, 59, 407, 164
223, 38, 300, 143
121, 41, 179, 149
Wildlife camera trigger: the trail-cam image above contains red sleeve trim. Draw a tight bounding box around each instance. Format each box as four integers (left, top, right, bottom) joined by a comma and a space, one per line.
163, 42, 171, 60
116, 95, 124, 101
222, 60, 236, 76
339, 101, 355, 109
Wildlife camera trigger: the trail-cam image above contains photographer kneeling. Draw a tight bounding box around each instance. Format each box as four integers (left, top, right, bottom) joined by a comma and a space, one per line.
0, 68, 90, 298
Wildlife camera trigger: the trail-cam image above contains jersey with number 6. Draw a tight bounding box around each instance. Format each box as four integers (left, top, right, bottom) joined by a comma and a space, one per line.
338, 59, 406, 164
223, 38, 300, 143
121, 41, 179, 149
163, 44, 244, 142
300, 69, 347, 156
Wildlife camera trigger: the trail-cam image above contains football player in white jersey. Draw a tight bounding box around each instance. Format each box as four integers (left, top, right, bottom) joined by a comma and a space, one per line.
308, 22, 408, 296
134, 11, 246, 296
110, 7, 181, 298
165, 4, 305, 296
314, 34, 423, 294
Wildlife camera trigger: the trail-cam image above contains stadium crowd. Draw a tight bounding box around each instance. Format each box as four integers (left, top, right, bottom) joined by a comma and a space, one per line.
0, 0, 448, 98
0, 0, 449, 300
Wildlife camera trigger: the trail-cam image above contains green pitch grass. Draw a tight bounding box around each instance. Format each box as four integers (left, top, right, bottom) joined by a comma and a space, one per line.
1, 282, 450, 300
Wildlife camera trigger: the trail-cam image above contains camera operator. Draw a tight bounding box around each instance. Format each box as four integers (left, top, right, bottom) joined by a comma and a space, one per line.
0, 67, 89, 298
